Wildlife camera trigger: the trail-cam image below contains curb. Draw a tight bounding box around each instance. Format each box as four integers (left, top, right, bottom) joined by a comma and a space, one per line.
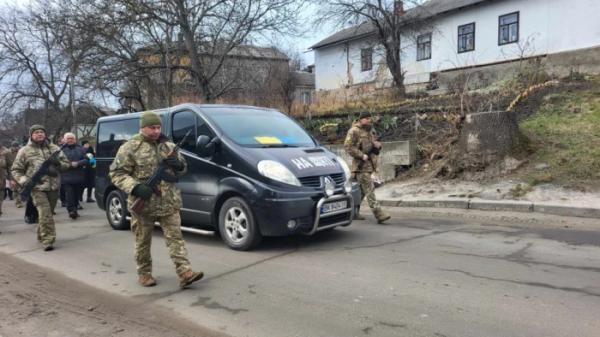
379, 198, 600, 219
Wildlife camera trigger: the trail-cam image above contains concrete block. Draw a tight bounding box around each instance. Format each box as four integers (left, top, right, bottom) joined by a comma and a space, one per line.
379, 199, 402, 207
468, 199, 533, 213
381, 199, 469, 209
533, 203, 600, 219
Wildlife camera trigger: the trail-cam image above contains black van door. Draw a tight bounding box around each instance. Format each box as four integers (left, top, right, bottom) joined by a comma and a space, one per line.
171, 109, 221, 227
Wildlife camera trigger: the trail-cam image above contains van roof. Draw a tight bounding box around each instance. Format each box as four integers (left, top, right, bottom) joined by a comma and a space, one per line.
97, 103, 280, 123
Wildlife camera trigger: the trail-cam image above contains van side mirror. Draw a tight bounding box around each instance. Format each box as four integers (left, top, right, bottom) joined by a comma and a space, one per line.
195, 135, 220, 157
196, 135, 210, 148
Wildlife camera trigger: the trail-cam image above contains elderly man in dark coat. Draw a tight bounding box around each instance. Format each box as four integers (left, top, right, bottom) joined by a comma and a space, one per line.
61, 132, 88, 219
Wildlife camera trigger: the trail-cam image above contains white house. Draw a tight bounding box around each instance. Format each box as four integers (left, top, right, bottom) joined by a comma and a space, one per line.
311, 0, 600, 91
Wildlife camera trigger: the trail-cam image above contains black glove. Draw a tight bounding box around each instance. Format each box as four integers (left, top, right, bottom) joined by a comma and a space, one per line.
132, 184, 153, 200
48, 156, 61, 166
46, 166, 59, 177
163, 156, 184, 171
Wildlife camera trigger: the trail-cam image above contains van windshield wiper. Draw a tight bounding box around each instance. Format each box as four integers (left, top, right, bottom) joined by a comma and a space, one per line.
259, 144, 299, 148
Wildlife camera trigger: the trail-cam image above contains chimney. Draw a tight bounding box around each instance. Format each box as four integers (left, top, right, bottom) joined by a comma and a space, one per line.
394, 0, 405, 16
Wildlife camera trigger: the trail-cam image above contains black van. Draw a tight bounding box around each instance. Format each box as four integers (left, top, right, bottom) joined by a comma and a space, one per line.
95, 104, 361, 250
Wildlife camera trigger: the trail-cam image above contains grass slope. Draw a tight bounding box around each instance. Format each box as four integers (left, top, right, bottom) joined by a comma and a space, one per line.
519, 78, 600, 189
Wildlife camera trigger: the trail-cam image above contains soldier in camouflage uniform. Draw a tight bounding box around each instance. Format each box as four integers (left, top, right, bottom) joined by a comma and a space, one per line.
0, 144, 12, 216
109, 112, 204, 288
11, 125, 71, 250
344, 112, 391, 224
5, 142, 24, 208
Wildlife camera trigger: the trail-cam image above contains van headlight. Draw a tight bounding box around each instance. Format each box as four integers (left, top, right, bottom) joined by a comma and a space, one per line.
337, 156, 352, 182
257, 160, 301, 186
344, 179, 352, 193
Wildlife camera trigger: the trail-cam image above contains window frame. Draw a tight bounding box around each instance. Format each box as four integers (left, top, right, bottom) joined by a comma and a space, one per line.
457, 22, 476, 54
416, 33, 432, 61
498, 11, 520, 46
96, 118, 139, 158
360, 47, 373, 72
171, 110, 198, 152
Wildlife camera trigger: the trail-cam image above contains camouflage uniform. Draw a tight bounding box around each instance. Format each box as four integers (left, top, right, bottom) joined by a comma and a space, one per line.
4, 145, 23, 207
11, 138, 70, 248
0, 147, 12, 215
109, 133, 193, 279
344, 120, 390, 223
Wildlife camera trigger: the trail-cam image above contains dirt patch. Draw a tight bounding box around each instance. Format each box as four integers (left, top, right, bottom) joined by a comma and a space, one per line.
0, 252, 228, 337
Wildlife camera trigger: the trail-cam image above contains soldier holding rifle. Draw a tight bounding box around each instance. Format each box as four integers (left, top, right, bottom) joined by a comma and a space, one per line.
344, 112, 391, 224
109, 112, 203, 288
11, 125, 71, 251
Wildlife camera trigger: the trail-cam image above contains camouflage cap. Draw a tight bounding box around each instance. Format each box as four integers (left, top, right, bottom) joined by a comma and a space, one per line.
11, 141, 20, 147
140, 112, 161, 128
358, 111, 372, 120
29, 124, 46, 136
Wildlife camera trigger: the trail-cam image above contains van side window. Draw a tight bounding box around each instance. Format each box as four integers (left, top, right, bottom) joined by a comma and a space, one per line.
197, 118, 214, 138
172, 110, 196, 152
97, 118, 139, 157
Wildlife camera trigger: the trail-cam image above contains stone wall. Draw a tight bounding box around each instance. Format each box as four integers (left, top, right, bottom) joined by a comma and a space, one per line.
326, 140, 416, 182
458, 110, 521, 167
436, 46, 600, 92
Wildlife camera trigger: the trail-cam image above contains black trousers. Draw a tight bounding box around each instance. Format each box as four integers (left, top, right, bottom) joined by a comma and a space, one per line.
4, 188, 12, 200
63, 184, 81, 213
25, 198, 38, 221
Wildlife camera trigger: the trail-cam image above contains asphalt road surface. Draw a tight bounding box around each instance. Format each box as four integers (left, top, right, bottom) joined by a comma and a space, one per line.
1, 200, 599, 337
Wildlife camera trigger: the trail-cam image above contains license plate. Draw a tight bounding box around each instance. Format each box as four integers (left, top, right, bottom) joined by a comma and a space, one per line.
321, 200, 348, 214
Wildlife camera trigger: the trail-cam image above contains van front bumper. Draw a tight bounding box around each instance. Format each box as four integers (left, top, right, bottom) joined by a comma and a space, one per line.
252, 185, 361, 236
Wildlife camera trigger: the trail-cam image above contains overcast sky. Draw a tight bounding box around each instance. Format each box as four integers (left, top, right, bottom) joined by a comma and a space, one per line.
0, 0, 337, 67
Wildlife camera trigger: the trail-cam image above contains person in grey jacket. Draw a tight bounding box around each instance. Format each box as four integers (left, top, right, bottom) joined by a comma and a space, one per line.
61, 133, 88, 219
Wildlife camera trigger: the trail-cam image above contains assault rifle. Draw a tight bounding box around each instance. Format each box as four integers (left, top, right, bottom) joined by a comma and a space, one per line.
20, 145, 66, 203
130, 130, 192, 214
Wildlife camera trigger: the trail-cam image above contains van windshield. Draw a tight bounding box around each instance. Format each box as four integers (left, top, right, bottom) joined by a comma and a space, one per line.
206, 108, 316, 147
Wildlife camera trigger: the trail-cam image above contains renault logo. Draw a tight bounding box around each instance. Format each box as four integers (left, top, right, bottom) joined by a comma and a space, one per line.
324, 176, 333, 186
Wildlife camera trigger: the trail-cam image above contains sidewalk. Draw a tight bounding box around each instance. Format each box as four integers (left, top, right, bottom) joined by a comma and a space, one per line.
376, 178, 600, 219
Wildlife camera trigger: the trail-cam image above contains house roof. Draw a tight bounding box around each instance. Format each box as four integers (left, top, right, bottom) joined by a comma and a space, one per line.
226, 45, 289, 60
310, 0, 495, 49
138, 44, 288, 61
291, 71, 315, 88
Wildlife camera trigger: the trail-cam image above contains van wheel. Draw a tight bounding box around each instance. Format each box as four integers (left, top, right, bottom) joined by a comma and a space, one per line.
218, 197, 262, 251
106, 190, 130, 230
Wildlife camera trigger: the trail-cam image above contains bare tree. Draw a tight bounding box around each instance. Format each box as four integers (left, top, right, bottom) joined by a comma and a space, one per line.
122, 0, 306, 103
314, 0, 430, 96
0, 2, 73, 139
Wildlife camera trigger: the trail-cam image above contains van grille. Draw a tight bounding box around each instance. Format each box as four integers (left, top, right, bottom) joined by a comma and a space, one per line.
298, 176, 321, 187
298, 173, 345, 188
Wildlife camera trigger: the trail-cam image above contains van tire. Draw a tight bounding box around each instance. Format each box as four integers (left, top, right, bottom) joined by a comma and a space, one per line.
106, 190, 130, 230
218, 197, 262, 251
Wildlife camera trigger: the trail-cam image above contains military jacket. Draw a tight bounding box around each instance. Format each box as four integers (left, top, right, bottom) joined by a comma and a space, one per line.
109, 133, 187, 217
0, 148, 11, 188
344, 122, 379, 173
10, 140, 70, 191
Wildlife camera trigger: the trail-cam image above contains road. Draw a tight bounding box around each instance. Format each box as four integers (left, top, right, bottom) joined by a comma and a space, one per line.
1, 200, 599, 337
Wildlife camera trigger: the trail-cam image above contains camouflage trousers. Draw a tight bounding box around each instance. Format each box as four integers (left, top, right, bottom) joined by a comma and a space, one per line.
15, 191, 23, 207
31, 190, 59, 246
354, 172, 381, 212
131, 212, 192, 277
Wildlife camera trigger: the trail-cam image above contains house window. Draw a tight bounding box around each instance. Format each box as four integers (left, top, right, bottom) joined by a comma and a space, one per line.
417, 33, 432, 61
361, 48, 373, 72
458, 23, 475, 53
301, 91, 312, 105
499, 12, 519, 45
